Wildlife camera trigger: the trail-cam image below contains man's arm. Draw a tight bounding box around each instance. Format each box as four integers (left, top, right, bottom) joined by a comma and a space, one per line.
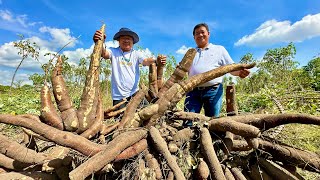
101, 47, 111, 59
230, 69, 250, 78
142, 55, 166, 66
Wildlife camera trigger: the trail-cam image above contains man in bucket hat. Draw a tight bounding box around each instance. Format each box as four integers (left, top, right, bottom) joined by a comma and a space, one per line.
93, 27, 166, 118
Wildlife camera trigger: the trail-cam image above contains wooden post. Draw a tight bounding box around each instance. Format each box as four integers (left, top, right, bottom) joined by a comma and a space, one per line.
226, 84, 238, 116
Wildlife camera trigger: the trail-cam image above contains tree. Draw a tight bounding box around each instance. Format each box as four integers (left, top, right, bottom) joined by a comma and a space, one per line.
256, 43, 299, 90
303, 56, 320, 91
29, 73, 45, 88
11, 34, 40, 89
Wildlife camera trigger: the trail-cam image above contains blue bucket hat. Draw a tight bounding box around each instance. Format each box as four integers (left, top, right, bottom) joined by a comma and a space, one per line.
113, 27, 139, 44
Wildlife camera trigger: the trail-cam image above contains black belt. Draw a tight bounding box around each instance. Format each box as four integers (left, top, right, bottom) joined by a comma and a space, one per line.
196, 83, 220, 90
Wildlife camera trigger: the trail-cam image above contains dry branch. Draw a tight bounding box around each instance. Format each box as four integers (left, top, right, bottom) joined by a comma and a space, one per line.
104, 107, 126, 119
104, 98, 126, 114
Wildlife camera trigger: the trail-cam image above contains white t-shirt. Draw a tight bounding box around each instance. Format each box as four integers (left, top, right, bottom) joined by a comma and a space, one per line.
189, 43, 234, 87
106, 47, 145, 100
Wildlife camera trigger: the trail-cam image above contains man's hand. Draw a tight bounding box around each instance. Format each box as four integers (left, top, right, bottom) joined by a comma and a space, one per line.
93, 30, 106, 43
157, 55, 166, 65
238, 69, 250, 78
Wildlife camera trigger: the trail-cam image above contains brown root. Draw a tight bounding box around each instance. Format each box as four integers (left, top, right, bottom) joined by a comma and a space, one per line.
200, 128, 226, 180
0, 133, 47, 164
0, 114, 103, 156
114, 139, 148, 162
40, 84, 64, 130
69, 129, 147, 180
149, 62, 158, 99
258, 138, 320, 173
80, 91, 103, 139
158, 48, 197, 98
119, 87, 148, 129
149, 126, 186, 180
195, 158, 210, 180
51, 55, 78, 131
77, 24, 105, 133
208, 119, 261, 138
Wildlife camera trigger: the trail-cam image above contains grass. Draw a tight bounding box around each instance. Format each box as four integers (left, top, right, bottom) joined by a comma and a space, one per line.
278, 124, 320, 153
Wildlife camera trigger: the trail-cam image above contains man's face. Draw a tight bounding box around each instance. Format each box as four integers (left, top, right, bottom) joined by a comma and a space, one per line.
194, 26, 210, 48
119, 35, 134, 52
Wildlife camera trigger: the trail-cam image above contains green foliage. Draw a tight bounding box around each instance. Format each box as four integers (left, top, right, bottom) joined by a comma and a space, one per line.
0, 85, 40, 115
240, 52, 255, 64
235, 43, 319, 116
237, 88, 275, 113
303, 56, 320, 91
163, 55, 177, 80
29, 73, 45, 88
259, 42, 298, 74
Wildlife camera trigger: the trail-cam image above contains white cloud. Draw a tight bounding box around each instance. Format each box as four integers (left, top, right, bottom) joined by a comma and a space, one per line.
0, 10, 13, 21
0, 9, 41, 28
39, 26, 78, 49
176, 45, 192, 55
0, 69, 33, 86
0, 26, 81, 85
235, 13, 320, 46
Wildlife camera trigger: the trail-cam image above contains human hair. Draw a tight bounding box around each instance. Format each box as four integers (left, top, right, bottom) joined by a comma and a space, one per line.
193, 23, 210, 35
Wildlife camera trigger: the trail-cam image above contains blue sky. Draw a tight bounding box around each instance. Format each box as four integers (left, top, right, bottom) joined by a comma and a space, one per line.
0, 0, 320, 85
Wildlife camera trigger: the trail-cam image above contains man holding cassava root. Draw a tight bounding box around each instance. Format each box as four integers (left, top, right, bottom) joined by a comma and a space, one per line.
184, 23, 250, 126
93, 27, 166, 118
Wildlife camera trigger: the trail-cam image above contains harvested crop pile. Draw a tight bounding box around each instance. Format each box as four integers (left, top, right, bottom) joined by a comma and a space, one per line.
0, 24, 319, 180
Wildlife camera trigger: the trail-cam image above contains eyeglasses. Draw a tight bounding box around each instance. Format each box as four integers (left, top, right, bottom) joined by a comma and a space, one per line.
194, 31, 208, 36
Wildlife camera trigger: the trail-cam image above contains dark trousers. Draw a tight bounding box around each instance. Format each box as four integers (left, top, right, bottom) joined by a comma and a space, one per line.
184, 84, 223, 126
